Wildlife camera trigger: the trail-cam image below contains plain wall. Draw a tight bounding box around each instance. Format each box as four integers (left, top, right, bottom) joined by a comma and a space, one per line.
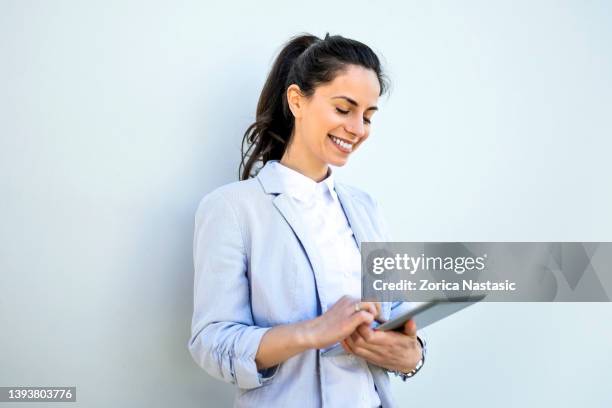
1, 1, 611, 407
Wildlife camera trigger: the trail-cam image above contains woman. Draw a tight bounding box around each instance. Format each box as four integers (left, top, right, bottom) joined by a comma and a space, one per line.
189, 33, 426, 408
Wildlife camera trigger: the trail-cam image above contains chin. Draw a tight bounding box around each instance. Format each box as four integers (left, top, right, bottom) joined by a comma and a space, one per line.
327, 156, 349, 167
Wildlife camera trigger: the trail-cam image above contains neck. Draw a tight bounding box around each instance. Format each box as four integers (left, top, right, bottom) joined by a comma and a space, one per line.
280, 137, 329, 182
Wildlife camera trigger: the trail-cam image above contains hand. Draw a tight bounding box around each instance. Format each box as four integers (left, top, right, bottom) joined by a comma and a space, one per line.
341, 318, 422, 373
305, 296, 383, 350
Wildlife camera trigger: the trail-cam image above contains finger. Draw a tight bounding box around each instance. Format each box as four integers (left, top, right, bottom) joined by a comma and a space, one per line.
350, 329, 381, 353
403, 318, 417, 337
358, 323, 395, 346
345, 332, 359, 352
356, 322, 375, 342
346, 335, 384, 363
353, 345, 381, 363
356, 301, 378, 317
341, 339, 352, 354
349, 310, 374, 330
350, 329, 364, 346
364, 302, 379, 318
343, 338, 356, 354
373, 302, 381, 318
374, 302, 387, 322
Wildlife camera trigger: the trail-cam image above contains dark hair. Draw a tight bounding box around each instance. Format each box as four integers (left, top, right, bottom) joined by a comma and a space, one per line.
239, 32, 390, 180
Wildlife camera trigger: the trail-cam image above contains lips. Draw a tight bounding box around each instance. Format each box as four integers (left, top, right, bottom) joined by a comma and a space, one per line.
328, 134, 353, 153
328, 134, 354, 144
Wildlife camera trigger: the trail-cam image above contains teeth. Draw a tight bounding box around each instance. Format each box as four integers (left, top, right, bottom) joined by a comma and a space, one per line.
330, 135, 353, 151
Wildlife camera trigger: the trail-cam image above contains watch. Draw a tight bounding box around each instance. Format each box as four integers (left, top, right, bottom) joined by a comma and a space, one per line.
391, 335, 426, 381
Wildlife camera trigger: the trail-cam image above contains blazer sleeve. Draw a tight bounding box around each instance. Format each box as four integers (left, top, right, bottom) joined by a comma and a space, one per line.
187, 190, 279, 389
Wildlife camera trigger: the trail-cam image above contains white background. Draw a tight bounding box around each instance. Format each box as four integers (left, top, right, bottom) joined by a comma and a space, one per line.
1, 1, 611, 407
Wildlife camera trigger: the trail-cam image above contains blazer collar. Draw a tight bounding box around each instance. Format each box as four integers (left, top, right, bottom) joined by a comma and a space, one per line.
256, 160, 287, 194
257, 160, 332, 194
256, 159, 370, 249
260, 160, 336, 203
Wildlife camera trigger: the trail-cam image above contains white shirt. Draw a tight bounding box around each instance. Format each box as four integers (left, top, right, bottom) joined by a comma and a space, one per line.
268, 160, 381, 408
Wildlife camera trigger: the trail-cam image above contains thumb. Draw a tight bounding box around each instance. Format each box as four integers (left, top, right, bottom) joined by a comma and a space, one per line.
403, 319, 417, 337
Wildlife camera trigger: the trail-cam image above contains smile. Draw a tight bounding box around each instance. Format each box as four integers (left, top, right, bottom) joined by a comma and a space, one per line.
328, 134, 354, 153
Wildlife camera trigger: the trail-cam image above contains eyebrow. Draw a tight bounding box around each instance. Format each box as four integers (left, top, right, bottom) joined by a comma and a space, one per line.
332, 96, 378, 111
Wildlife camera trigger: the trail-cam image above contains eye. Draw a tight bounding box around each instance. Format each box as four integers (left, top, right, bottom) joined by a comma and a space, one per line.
336, 107, 372, 125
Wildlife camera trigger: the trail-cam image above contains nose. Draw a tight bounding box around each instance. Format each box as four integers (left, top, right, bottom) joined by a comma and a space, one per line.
344, 115, 366, 139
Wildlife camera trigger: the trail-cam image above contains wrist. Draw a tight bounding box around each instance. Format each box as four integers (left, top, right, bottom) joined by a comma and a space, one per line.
392, 335, 426, 380
406, 337, 423, 371
294, 318, 318, 350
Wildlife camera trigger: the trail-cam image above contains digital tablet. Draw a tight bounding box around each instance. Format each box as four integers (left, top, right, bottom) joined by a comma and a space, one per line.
321, 294, 486, 357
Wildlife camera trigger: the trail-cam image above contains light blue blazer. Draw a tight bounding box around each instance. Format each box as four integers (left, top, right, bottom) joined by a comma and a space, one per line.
188, 161, 423, 408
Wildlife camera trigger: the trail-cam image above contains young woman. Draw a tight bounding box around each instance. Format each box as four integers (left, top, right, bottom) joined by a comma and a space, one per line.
189, 33, 426, 408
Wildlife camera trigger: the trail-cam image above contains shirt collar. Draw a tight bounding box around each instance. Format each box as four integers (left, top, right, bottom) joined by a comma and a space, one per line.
266, 160, 336, 203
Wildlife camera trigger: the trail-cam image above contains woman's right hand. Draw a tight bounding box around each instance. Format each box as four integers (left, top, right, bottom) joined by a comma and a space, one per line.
304, 295, 382, 350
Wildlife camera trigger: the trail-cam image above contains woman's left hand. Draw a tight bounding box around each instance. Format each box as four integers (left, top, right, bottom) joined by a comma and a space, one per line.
340, 319, 422, 373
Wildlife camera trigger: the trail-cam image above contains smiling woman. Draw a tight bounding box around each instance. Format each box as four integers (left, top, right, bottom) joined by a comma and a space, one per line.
189, 32, 426, 408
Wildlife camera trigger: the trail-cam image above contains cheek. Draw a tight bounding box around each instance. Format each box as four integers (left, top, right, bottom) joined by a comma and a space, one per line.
356, 132, 370, 148
315, 107, 343, 130
305, 109, 332, 135
309, 114, 339, 145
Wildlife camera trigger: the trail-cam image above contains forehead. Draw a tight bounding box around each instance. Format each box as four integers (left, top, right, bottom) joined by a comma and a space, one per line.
315, 65, 381, 106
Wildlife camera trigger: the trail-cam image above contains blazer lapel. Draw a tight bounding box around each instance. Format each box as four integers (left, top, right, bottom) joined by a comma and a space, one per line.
271, 194, 327, 312
257, 163, 328, 312
335, 182, 392, 318
334, 183, 371, 250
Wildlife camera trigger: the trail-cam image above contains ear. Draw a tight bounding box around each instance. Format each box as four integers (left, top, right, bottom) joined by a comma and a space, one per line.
286, 84, 305, 119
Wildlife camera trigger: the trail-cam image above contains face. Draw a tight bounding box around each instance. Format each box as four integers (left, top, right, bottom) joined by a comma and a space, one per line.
286, 64, 381, 169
